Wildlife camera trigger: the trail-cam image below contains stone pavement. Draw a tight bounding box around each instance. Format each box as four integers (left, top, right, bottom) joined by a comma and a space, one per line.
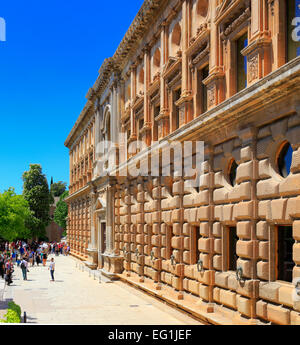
2, 254, 202, 325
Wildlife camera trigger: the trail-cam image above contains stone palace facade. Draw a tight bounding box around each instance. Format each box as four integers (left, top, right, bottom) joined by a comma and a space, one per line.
65, 0, 300, 325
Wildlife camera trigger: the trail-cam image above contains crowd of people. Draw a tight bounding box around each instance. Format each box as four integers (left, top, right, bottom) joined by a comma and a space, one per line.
0, 240, 70, 285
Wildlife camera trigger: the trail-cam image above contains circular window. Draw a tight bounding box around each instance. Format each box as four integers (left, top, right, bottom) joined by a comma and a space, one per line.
277, 142, 293, 178
228, 159, 238, 186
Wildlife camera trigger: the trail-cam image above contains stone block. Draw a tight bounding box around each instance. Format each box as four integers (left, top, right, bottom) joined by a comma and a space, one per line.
220, 289, 237, 309
214, 239, 222, 254
172, 209, 182, 222
198, 190, 209, 205
259, 282, 280, 302
237, 221, 251, 239
199, 253, 210, 271
236, 240, 253, 259
291, 149, 300, 174
184, 237, 190, 250
151, 235, 161, 247
258, 159, 271, 179
214, 205, 222, 221
200, 222, 209, 237
279, 174, 300, 197
258, 241, 269, 261
271, 198, 288, 222
213, 287, 221, 303
188, 279, 200, 296
197, 206, 210, 221
267, 304, 290, 325
256, 221, 268, 240
258, 200, 271, 220
293, 243, 300, 265
199, 284, 209, 301
185, 265, 194, 279
199, 173, 210, 189
215, 272, 229, 289
257, 179, 279, 199
213, 222, 222, 238
286, 197, 300, 218
236, 258, 251, 278
153, 223, 160, 235
172, 276, 183, 291
182, 223, 190, 236
183, 278, 189, 291
291, 311, 300, 325
278, 285, 294, 308
195, 268, 211, 285
213, 255, 222, 271
152, 211, 161, 223
198, 238, 211, 253
240, 146, 252, 163
172, 223, 181, 236
256, 300, 268, 320
233, 201, 253, 220
214, 172, 225, 188
222, 204, 233, 222
257, 261, 269, 281
171, 236, 183, 250
187, 208, 198, 224
293, 221, 300, 241
236, 161, 254, 183
183, 250, 190, 264
228, 274, 238, 291
213, 188, 228, 203
237, 295, 251, 318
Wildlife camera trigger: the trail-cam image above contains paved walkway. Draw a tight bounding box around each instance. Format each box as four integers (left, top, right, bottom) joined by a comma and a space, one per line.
2, 255, 202, 325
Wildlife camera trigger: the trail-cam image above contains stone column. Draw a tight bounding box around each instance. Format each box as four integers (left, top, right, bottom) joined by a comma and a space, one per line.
143, 45, 152, 146
130, 65, 137, 139
241, 0, 272, 86
159, 21, 170, 137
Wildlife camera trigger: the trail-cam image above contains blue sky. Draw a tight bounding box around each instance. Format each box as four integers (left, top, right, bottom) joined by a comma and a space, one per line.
0, 0, 144, 194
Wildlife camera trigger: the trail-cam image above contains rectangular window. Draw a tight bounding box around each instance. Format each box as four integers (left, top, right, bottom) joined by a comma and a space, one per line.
174, 88, 181, 130
202, 65, 209, 113
228, 227, 238, 271
287, 0, 300, 61
277, 226, 295, 282
192, 226, 201, 264
236, 33, 248, 92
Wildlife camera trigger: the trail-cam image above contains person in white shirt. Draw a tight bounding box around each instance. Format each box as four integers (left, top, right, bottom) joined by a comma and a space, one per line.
49, 258, 55, 282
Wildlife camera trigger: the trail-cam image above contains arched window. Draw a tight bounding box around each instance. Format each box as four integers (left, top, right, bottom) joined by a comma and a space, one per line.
228, 159, 238, 186
171, 23, 181, 55
277, 142, 293, 178
152, 48, 161, 77
138, 68, 144, 94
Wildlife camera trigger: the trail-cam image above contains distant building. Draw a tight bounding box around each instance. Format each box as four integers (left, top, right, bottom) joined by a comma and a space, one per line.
45, 196, 64, 242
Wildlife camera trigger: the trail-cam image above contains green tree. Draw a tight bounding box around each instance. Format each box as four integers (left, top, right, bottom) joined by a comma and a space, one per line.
0, 188, 31, 241
54, 191, 68, 236
22, 164, 52, 239
50, 181, 67, 197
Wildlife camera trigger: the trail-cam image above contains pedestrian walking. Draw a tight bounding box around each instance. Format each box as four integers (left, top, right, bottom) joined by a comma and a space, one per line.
42, 252, 47, 266
48, 258, 55, 282
20, 258, 28, 281
36, 253, 41, 266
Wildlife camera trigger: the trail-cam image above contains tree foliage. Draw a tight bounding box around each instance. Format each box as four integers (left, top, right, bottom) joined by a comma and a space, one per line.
54, 191, 68, 234
0, 188, 31, 241
50, 181, 67, 197
22, 164, 52, 238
